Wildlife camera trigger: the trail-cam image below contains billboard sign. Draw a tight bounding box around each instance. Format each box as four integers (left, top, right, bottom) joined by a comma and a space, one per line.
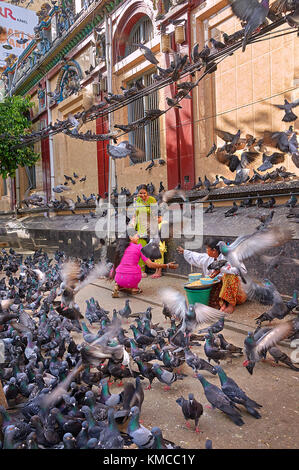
0, 1, 38, 67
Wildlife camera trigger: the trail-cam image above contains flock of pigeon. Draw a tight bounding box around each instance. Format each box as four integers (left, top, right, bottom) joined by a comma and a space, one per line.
5, 0, 298, 174
0, 215, 298, 449
200, 124, 299, 191
1, 0, 299, 450
204, 192, 299, 223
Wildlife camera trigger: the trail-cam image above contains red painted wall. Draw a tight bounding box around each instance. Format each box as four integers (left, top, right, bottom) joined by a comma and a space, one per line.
177, 75, 195, 190
165, 35, 195, 190
41, 135, 51, 201
35, 113, 51, 201
96, 114, 109, 196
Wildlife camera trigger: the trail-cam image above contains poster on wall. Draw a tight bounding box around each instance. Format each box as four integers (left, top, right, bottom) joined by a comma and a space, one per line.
0, 1, 37, 67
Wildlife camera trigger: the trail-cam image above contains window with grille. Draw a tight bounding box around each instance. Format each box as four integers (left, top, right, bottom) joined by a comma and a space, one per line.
124, 16, 154, 58
2, 179, 7, 196
26, 166, 36, 190
127, 72, 161, 163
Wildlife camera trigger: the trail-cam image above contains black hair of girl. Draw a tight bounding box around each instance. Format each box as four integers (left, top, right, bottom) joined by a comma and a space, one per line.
113, 234, 131, 276
205, 237, 221, 254
138, 184, 148, 192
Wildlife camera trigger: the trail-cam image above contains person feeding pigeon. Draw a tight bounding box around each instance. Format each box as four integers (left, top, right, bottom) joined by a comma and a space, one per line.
177, 238, 246, 314
130, 185, 157, 278
111, 233, 178, 297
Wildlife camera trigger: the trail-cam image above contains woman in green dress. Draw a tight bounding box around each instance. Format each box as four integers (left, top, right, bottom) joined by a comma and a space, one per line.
131, 184, 157, 278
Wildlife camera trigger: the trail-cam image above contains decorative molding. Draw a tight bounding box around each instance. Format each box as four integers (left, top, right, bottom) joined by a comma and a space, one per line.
8, 0, 124, 96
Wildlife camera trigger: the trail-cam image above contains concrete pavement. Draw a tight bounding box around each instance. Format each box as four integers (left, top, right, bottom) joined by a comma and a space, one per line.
74, 275, 299, 449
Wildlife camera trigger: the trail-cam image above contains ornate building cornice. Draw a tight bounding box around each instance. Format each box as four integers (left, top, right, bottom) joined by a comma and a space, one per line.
7, 0, 123, 96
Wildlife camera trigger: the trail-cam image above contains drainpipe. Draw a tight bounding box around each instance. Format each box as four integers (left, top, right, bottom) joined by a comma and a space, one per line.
15, 169, 20, 209
9, 56, 21, 211
46, 78, 55, 201
186, 0, 196, 189
170, 35, 181, 187
105, 14, 114, 242
10, 177, 16, 212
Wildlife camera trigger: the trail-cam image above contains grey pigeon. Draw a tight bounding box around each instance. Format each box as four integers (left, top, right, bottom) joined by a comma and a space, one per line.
204, 333, 235, 364
205, 202, 215, 213
273, 98, 299, 122
206, 143, 217, 158
152, 362, 184, 390
217, 225, 295, 283
215, 366, 262, 418
224, 201, 238, 217
184, 347, 217, 375
127, 406, 155, 449
98, 408, 124, 449
133, 43, 159, 65
197, 373, 244, 426
257, 152, 285, 171
268, 346, 299, 371
229, 0, 270, 52
217, 334, 243, 354
160, 288, 224, 339
210, 37, 227, 51
118, 299, 131, 321
243, 277, 298, 324
243, 318, 298, 375
285, 194, 297, 208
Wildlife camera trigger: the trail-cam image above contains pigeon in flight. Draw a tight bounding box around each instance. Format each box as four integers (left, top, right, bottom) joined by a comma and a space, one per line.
160, 288, 225, 339
243, 318, 298, 374
228, 0, 270, 52
257, 152, 285, 172
217, 224, 295, 283
273, 98, 299, 122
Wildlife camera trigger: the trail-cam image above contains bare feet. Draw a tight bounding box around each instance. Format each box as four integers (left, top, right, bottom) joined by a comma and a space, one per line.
131, 288, 142, 295
224, 303, 235, 314
141, 272, 147, 278
151, 272, 162, 279
112, 285, 119, 298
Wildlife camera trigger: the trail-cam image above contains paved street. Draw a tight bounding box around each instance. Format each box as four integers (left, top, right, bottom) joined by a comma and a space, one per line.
74, 275, 299, 450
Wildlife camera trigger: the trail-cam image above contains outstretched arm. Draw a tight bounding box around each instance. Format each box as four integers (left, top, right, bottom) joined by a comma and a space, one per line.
145, 259, 178, 270
183, 249, 209, 268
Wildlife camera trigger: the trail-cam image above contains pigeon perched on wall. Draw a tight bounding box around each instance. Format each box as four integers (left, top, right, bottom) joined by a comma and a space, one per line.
133, 43, 159, 65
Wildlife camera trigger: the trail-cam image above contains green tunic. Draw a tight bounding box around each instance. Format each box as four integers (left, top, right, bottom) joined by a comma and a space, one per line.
134, 196, 157, 271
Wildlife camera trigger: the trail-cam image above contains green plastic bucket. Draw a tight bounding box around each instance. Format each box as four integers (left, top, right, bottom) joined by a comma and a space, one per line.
184, 285, 212, 306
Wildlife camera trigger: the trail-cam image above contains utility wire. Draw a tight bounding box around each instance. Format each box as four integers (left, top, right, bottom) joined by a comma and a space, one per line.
8, 16, 295, 148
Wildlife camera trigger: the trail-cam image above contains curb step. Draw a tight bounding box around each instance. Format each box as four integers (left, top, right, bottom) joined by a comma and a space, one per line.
91, 282, 294, 350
